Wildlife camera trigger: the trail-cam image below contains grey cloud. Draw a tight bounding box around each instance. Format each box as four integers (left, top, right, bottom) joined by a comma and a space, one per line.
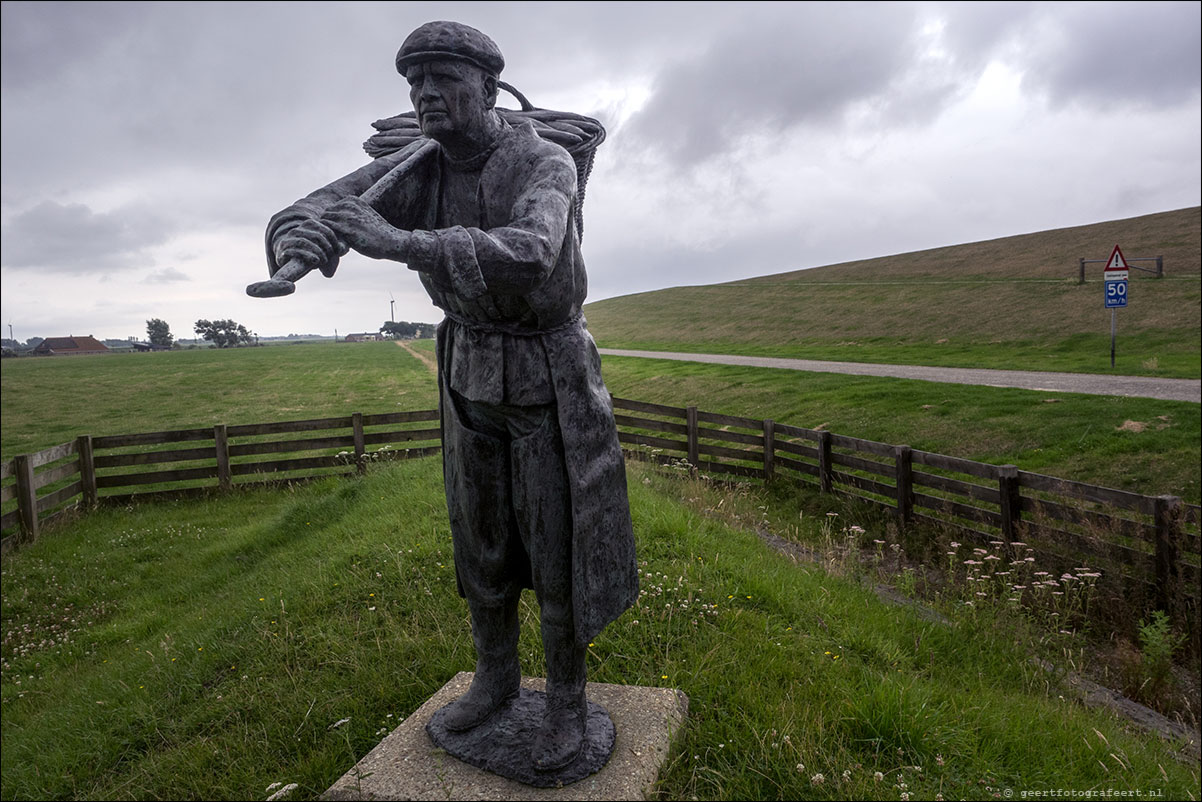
0, 201, 170, 273
0, 1, 143, 91
1018, 2, 1201, 109
618, 4, 949, 168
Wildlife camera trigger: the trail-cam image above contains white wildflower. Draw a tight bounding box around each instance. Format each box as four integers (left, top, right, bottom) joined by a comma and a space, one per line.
266, 783, 299, 801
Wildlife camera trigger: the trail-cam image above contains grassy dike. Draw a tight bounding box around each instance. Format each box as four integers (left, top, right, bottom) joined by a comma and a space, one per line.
2, 458, 1197, 801
583, 207, 1202, 379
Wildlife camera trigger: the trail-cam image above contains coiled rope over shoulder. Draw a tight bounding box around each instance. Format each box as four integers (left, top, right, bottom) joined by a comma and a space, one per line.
362, 82, 606, 242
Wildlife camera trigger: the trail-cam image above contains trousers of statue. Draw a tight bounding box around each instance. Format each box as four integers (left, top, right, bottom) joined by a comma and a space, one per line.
442, 389, 587, 710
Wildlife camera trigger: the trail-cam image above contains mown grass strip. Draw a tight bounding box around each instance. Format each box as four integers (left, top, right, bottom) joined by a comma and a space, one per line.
1, 459, 1198, 800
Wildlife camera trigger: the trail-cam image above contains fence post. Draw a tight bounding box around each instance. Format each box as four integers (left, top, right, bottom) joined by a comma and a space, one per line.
817, 430, 832, 494
1078, 258, 1086, 284
894, 445, 913, 526
14, 454, 38, 543
76, 435, 98, 509
353, 412, 366, 475
686, 406, 699, 471
1155, 255, 1163, 278
213, 424, 232, 492
1153, 495, 1183, 614
762, 419, 775, 482
998, 465, 1020, 545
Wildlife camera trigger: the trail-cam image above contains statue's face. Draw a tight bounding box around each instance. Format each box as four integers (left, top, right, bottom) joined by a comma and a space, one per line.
406, 59, 493, 143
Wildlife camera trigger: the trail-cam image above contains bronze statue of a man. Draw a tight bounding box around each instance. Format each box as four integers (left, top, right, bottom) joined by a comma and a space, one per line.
262, 21, 638, 774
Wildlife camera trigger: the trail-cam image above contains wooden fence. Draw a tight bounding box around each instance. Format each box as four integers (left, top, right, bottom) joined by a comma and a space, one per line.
3, 397, 1199, 619
0, 409, 441, 550
610, 397, 1200, 617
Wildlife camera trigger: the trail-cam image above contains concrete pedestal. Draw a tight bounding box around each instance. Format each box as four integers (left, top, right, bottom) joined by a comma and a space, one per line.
323, 672, 688, 801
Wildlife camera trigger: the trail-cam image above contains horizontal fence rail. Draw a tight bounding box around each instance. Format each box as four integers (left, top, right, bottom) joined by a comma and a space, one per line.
609, 397, 1200, 618
1, 411, 441, 553
3, 399, 1199, 619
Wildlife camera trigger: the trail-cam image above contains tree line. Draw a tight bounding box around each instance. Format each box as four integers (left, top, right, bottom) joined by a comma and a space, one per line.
4, 317, 436, 356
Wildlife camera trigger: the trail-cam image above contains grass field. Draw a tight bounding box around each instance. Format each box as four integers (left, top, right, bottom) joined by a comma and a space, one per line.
584, 207, 1202, 378
3, 340, 1198, 504
2, 458, 1198, 801
0, 341, 439, 458
595, 353, 1202, 504
2, 316, 1200, 799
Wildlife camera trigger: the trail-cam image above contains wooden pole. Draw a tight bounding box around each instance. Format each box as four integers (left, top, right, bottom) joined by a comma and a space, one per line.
214, 425, 232, 492
894, 445, 913, 525
14, 454, 38, 542
817, 431, 833, 494
762, 419, 775, 482
1153, 495, 1182, 614
77, 435, 98, 509
998, 465, 1021, 544
686, 406, 699, 471
353, 412, 366, 475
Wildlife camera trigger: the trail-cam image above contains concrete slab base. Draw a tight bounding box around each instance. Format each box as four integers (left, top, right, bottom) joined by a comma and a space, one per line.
322, 672, 688, 801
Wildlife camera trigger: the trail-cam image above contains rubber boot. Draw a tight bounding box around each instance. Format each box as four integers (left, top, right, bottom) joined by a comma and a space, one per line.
442, 597, 521, 732
532, 620, 588, 770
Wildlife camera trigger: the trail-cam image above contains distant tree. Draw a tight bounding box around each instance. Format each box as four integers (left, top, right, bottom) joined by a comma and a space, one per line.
26, 337, 43, 348
380, 321, 434, 339
193, 319, 252, 348
146, 318, 174, 347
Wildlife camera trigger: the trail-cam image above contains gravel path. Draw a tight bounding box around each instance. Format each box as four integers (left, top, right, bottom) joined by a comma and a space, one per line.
597, 349, 1201, 403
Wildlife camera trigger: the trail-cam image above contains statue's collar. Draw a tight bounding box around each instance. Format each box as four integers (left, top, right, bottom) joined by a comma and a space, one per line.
439, 118, 510, 172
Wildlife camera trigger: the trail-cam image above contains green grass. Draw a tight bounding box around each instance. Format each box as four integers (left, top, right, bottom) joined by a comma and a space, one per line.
584, 207, 1202, 379
0, 341, 439, 458
4, 341, 1197, 505
594, 354, 1201, 504
593, 324, 1202, 378
2, 459, 1197, 800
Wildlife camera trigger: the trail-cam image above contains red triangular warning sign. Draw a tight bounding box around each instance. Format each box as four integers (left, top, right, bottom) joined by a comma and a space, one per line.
1106, 244, 1129, 271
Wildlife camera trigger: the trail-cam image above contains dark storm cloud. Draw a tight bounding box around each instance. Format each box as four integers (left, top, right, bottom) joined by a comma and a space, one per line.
0, 200, 171, 273
614, 1, 1202, 169
620, 4, 929, 167
1017, 2, 1201, 108
1, 2, 397, 204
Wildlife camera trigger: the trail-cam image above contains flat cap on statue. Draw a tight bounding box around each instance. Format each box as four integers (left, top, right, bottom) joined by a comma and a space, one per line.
395, 21, 505, 76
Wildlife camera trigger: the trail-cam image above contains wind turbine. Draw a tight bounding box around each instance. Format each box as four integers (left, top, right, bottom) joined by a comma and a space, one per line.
389, 291, 396, 323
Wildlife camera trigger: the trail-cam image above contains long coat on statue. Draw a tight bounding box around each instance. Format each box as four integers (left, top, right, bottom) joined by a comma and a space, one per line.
265, 121, 639, 645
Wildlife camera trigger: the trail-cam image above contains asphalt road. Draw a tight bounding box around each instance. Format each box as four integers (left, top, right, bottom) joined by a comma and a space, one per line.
596, 349, 1202, 403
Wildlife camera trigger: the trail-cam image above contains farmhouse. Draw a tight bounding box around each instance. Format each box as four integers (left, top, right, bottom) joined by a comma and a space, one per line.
344, 332, 383, 342
31, 336, 110, 356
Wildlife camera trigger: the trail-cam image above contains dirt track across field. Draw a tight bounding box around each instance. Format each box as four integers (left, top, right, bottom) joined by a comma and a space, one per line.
597, 348, 1201, 403
396, 339, 437, 373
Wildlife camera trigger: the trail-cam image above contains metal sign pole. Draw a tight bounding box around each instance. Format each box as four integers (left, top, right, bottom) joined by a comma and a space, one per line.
1110, 309, 1116, 368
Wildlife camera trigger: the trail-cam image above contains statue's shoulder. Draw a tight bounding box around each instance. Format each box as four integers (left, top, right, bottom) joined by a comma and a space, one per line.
503, 120, 572, 161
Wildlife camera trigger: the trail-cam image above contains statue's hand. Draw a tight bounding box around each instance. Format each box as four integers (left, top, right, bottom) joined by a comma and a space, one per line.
323, 198, 411, 262
273, 216, 348, 271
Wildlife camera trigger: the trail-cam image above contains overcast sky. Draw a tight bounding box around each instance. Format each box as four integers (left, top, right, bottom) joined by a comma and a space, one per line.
2, 1, 1199, 342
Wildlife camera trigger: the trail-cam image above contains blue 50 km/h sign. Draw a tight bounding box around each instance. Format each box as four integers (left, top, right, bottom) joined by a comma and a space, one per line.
1105, 279, 1128, 308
